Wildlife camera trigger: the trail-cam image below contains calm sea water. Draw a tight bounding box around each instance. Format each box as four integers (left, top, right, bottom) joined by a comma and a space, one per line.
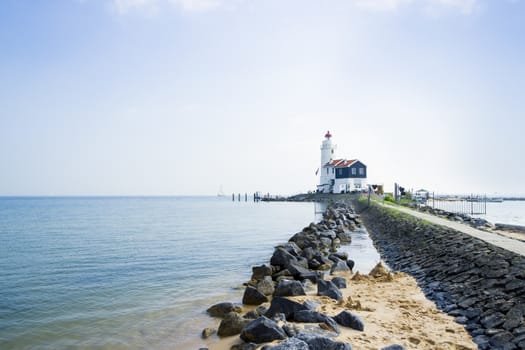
478, 201, 525, 226
0, 196, 381, 350
431, 199, 525, 226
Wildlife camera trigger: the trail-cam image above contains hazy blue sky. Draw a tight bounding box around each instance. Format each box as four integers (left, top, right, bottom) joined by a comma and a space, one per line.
1, 0, 524, 196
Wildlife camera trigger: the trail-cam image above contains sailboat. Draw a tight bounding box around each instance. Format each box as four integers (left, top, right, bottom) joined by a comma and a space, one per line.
217, 185, 226, 197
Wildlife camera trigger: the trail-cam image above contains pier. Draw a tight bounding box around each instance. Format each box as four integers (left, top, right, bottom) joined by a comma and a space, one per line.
231, 192, 263, 202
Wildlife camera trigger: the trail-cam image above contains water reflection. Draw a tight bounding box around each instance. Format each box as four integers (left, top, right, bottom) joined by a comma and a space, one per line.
313, 202, 383, 274
338, 227, 383, 274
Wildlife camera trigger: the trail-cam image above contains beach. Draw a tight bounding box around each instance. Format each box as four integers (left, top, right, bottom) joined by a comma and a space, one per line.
198, 269, 476, 349
194, 202, 479, 350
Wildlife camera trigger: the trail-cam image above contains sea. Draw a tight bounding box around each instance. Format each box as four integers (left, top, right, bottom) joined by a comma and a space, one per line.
1, 197, 523, 350
0, 196, 382, 350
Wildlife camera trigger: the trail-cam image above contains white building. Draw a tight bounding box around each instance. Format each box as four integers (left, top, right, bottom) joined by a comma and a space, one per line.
317, 131, 367, 194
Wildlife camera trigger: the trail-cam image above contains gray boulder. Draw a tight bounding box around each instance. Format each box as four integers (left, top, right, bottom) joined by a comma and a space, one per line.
206, 302, 242, 318
217, 312, 250, 336
331, 277, 347, 289
317, 279, 343, 301
231, 343, 258, 350
240, 316, 287, 343
329, 252, 348, 261
256, 277, 275, 296
334, 310, 365, 331
243, 285, 269, 305
288, 263, 320, 283
381, 345, 406, 350
283, 242, 303, 257
296, 333, 352, 350
301, 246, 316, 261
330, 257, 351, 274
244, 305, 268, 319
274, 279, 306, 297
266, 296, 312, 320
271, 248, 298, 269
252, 264, 273, 280
293, 310, 340, 334
266, 337, 309, 350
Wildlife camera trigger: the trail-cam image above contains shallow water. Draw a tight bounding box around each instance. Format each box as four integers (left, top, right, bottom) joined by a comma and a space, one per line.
0, 197, 382, 349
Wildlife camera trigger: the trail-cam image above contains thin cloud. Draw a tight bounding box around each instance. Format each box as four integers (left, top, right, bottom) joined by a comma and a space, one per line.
111, 0, 222, 14
113, 0, 159, 15
170, 0, 221, 12
352, 0, 479, 14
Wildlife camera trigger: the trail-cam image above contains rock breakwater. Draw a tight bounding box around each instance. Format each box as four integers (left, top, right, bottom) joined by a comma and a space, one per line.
203, 203, 368, 349
360, 203, 525, 350
200, 202, 477, 350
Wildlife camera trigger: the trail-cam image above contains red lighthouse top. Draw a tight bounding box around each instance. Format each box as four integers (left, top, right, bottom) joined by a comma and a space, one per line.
325, 130, 332, 139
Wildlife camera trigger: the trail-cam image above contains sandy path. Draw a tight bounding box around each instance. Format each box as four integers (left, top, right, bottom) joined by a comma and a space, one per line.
192, 265, 477, 350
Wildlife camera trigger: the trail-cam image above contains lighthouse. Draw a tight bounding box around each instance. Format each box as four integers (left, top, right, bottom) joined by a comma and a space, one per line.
317, 131, 367, 194
318, 131, 336, 193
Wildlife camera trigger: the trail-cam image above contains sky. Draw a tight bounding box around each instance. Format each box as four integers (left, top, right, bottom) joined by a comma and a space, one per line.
0, 0, 524, 196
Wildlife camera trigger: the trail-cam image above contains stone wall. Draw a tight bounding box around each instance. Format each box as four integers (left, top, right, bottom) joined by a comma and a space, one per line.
358, 202, 525, 350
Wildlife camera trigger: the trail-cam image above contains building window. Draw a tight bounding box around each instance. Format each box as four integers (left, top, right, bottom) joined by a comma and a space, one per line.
332, 168, 335, 174
351, 168, 356, 175
338, 169, 342, 175
359, 167, 365, 176
326, 168, 329, 175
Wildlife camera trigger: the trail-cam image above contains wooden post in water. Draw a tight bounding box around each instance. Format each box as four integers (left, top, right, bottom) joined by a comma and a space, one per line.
245, 193, 247, 202
238, 193, 241, 201
232, 193, 234, 201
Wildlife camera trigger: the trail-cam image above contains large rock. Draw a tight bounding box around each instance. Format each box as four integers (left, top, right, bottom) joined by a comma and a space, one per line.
481, 312, 505, 329
256, 277, 275, 296
288, 263, 320, 283
266, 337, 309, 350
207, 302, 242, 318
252, 264, 273, 280
274, 279, 306, 297
283, 242, 303, 257
317, 279, 343, 301
271, 248, 298, 269
289, 231, 319, 250
243, 286, 269, 305
329, 252, 348, 261
503, 306, 523, 330
240, 316, 287, 343
330, 257, 351, 274
320, 230, 337, 240
336, 231, 353, 242
334, 310, 365, 331
266, 296, 312, 320
217, 312, 250, 336
244, 304, 268, 319
489, 330, 515, 350
331, 277, 347, 289
301, 247, 316, 261
231, 343, 258, 350
293, 310, 340, 334
296, 333, 352, 350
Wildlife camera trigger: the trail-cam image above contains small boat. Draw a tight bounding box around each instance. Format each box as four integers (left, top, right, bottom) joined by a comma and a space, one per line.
217, 185, 226, 197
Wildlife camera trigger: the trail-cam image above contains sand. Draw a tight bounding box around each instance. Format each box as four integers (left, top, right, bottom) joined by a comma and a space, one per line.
193, 264, 477, 350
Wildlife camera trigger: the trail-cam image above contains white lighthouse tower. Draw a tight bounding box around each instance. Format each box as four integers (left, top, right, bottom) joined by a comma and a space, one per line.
318, 131, 336, 193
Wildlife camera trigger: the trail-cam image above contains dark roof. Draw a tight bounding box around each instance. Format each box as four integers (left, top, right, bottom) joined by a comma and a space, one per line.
325, 159, 358, 168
